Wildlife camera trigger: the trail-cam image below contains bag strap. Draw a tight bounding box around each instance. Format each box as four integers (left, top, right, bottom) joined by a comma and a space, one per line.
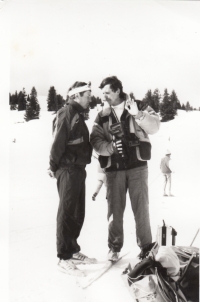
156, 268, 179, 302
177, 254, 194, 283
111, 107, 120, 123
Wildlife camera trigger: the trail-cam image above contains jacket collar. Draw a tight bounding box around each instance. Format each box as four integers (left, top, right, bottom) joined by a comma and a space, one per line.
68, 98, 85, 113
100, 102, 131, 119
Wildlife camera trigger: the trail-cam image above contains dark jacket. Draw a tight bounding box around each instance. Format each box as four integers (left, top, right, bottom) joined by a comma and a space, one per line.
49, 99, 92, 172
90, 105, 160, 171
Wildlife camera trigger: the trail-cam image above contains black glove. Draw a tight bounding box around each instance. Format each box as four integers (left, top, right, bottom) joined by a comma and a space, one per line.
113, 139, 127, 158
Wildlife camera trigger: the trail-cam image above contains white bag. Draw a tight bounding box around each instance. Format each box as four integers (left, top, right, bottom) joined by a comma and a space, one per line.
128, 274, 164, 302
155, 246, 180, 280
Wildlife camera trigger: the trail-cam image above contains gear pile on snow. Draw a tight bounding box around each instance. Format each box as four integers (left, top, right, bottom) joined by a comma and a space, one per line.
122, 230, 199, 302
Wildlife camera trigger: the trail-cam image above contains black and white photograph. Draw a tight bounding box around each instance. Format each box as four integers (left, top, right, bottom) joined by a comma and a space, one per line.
1, 0, 200, 301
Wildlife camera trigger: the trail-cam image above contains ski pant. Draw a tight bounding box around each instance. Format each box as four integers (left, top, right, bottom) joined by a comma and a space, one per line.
55, 165, 86, 260
105, 166, 152, 252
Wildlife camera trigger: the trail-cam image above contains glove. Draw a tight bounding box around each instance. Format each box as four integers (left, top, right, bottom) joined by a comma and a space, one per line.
113, 139, 126, 158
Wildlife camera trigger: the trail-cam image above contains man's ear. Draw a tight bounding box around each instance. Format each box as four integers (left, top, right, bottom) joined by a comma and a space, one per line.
74, 93, 80, 102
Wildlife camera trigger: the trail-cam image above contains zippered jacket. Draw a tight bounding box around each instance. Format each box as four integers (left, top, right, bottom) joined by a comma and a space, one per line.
49, 99, 92, 172
90, 105, 160, 171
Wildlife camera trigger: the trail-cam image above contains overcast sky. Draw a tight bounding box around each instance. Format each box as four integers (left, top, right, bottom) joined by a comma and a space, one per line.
5, 0, 200, 107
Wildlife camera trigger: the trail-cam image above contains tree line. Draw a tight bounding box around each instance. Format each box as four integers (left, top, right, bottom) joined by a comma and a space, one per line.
140, 88, 198, 122
9, 87, 40, 122
10, 86, 199, 122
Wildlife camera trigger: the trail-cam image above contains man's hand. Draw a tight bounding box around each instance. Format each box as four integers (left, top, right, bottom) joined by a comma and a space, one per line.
125, 98, 139, 116
47, 168, 56, 178
92, 192, 97, 201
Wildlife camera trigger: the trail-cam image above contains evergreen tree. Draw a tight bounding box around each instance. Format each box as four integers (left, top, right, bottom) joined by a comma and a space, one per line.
90, 96, 97, 109
57, 94, 65, 111
96, 97, 102, 105
47, 86, 57, 111
152, 89, 161, 113
160, 89, 176, 122
11, 95, 17, 110
14, 91, 18, 109
18, 88, 27, 111
24, 87, 40, 121
181, 103, 186, 110
24, 95, 32, 121
142, 90, 154, 110
9, 93, 18, 110
185, 101, 191, 112
170, 90, 181, 114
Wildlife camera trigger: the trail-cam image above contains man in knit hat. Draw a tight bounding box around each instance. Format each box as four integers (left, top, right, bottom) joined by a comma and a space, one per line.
160, 150, 174, 197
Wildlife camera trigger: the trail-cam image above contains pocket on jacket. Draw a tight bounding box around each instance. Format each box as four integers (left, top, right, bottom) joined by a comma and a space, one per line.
136, 142, 151, 161
99, 155, 109, 168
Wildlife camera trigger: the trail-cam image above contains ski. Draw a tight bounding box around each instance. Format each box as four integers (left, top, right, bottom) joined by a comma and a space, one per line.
76, 251, 130, 289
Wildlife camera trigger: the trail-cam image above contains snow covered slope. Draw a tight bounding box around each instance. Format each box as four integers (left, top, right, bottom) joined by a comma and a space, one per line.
9, 106, 200, 302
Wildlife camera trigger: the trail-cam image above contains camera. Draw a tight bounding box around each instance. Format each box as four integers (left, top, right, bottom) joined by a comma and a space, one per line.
109, 122, 124, 138
109, 122, 140, 160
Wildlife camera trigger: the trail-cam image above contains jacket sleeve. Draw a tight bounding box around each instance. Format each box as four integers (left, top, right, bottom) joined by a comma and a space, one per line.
90, 114, 114, 156
49, 110, 70, 172
135, 106, 160, 135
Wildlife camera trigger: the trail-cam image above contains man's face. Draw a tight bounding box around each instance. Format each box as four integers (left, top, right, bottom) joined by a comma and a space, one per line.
78, 90, 91, 109
102, 84, 120, 106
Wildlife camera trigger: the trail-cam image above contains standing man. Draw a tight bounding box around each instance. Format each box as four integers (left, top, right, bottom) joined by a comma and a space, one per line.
160, 150, 173, 196
90, 76, 160, 260
49, 81, 96, 276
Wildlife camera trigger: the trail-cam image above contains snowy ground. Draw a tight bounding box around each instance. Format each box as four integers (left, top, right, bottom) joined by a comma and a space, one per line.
9, 100, 200, 302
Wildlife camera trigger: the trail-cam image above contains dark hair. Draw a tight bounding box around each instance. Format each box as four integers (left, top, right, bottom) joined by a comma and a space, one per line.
99, 76, 126, 100
68, 81, 88, 98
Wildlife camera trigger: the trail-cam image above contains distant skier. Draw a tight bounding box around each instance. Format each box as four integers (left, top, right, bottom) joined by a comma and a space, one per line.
160, 150, 174, 197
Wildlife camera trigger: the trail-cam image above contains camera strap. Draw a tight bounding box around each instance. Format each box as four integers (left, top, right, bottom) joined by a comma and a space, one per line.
110, 101, 126, 123
111, 107, 120, 123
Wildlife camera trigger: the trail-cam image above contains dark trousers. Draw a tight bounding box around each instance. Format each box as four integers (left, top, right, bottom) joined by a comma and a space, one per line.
55, 165, 86, 260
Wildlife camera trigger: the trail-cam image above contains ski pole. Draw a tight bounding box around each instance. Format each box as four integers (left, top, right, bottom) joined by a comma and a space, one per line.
190, 228, 199, 247
149, 173, 162, 186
